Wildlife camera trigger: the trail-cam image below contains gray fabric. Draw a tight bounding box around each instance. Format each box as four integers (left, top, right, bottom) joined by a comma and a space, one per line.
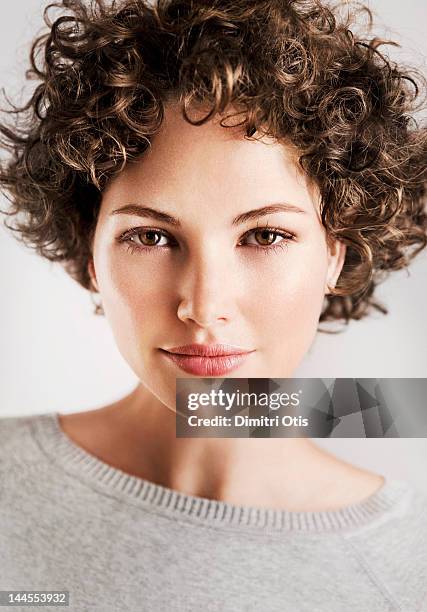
0, 412, 426, 612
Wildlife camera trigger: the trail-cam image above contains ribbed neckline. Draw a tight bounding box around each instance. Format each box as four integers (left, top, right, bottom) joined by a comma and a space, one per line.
30, 411, 411, 535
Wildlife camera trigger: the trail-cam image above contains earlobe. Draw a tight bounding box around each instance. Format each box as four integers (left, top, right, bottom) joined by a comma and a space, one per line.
325, 239, 346, 294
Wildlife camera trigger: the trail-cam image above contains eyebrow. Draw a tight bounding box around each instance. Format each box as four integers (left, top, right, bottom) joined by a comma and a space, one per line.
110, 202, 307, 226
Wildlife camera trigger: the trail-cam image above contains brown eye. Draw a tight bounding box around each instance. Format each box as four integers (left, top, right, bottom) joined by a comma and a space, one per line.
240, 227, 294, 250
140, 230, 159, 245
254, 229, 279, 246
118, 227, 173, 254
133, 230, 167, 246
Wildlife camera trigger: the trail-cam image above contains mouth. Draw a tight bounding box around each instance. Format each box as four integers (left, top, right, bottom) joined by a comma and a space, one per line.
159, 343, 255, 376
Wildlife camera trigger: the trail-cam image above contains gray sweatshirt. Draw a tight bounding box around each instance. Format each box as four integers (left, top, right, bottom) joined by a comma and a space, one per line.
0, 412, 426, 612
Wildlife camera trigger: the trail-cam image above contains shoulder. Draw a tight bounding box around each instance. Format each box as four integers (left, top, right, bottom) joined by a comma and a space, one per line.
344, 480, 427, 610
0, 412, 51, 470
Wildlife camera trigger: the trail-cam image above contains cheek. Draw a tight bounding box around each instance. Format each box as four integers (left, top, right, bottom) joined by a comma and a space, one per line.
251, 245, 328, 362
254, 245, 328, 311
99, 253, 169, 311
95, 251, 174, 362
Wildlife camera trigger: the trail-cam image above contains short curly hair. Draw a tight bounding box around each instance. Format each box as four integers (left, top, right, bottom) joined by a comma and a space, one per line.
0, 0, 426, 326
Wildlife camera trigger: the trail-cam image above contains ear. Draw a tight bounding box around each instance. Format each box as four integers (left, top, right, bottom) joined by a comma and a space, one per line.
325, 238, 346, 295
88, 257, 99, 292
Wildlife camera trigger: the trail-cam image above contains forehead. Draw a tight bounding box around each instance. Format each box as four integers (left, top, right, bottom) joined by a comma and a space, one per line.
139, 102, 299, 181
101, 103, 320, 220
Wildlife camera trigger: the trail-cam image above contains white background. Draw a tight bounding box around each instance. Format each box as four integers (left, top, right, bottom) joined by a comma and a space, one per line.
0, 1, 426, 493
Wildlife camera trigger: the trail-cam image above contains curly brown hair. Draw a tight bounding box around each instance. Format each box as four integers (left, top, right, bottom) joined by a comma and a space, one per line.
0, 0, 426, 326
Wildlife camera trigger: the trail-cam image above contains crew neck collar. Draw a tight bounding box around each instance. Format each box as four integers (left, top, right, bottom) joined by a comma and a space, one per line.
30, 411, 412, 535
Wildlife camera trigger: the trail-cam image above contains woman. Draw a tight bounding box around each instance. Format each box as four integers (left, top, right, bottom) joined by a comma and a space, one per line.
0, 0, 426, 610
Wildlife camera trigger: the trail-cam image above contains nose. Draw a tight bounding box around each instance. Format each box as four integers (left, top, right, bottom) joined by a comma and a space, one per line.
176, 244, 235, 329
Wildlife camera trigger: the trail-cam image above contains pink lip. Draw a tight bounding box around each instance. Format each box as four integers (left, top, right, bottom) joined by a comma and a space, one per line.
164, 343, 253, 357
161, 351, 252, 376
160, 343, 255, 376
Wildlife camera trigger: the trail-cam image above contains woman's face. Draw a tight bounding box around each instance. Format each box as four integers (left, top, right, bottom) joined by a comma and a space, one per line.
89, 104, 346, 409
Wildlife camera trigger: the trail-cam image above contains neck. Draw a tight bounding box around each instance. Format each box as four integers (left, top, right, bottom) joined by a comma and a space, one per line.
97, 382, 385, 511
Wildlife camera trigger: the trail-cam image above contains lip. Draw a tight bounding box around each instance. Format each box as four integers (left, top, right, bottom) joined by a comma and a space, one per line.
164, 343, 254, 357
161, 351, 253, 376
160, 343, 255, 376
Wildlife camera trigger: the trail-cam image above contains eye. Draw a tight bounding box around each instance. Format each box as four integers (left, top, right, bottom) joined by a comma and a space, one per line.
243, 228, 285, 247
117, 227, 173, 254
128, 229, 169, 247
240, 226, 295, 251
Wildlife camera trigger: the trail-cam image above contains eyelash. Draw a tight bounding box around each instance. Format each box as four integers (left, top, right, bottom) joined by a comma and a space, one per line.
117, 225, 296, 256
